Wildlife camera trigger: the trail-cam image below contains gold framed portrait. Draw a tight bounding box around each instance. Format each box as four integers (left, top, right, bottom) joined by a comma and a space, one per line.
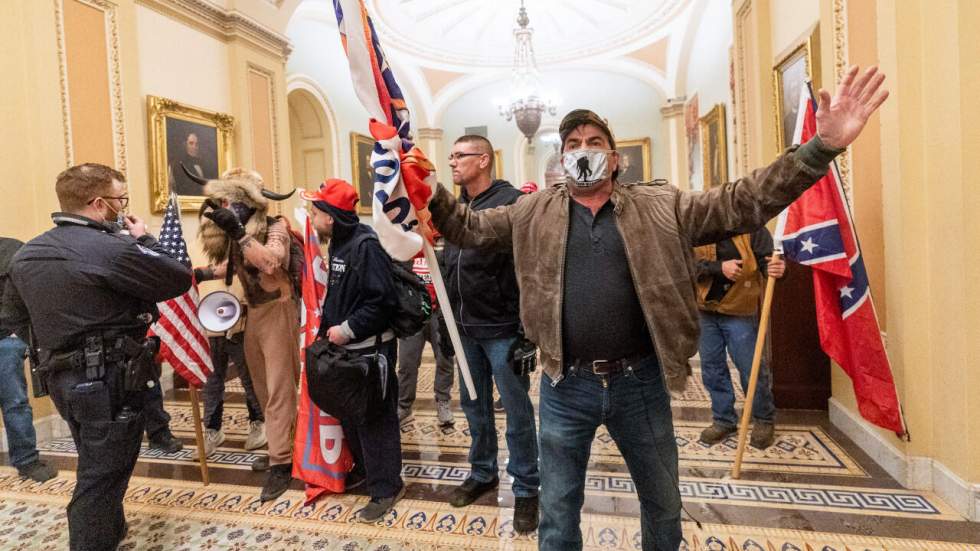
773, 24, 821, 150
699, 104, 728, 189
490, 149, 503, 181
147, 96, 234, 213
350, 132, 375, 216
616, 138, 652, 183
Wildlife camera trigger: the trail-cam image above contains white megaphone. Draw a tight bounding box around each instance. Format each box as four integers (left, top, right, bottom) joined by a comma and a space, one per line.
197, 291, 243, 333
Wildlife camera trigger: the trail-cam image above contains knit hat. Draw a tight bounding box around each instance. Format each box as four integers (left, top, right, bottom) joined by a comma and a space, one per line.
300, 179, 360, 225
558, 109, 616, 152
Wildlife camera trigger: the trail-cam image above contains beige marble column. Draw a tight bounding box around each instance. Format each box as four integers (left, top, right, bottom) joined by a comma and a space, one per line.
416, 127, 451, 193
660, 98, 690, 191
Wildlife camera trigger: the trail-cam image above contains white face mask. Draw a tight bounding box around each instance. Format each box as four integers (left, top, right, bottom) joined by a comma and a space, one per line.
562, 149, 610, 188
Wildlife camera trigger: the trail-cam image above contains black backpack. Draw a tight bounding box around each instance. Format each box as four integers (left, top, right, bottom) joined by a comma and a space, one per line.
349, 233, 432, 338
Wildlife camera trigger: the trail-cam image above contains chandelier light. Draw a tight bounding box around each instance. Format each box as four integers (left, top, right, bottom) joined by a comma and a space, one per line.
498, 1, 557, 141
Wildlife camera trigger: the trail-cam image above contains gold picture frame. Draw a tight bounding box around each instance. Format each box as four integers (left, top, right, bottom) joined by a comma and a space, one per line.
616, 138, 652, 183
699, 104, 728, 189
350, 132, 375, 215
491, 149, 503, 181
773, 24, 821, 150
147, 96, 234, 213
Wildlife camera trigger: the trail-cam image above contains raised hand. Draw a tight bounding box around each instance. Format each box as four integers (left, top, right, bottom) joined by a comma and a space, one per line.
816, 65, 889, 149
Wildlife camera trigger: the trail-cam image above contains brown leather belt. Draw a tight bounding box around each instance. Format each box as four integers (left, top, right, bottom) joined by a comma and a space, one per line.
568, 354, 648, 376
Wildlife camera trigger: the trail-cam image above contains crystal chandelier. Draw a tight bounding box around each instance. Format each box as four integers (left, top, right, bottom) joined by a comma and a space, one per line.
498, 1, 557, 141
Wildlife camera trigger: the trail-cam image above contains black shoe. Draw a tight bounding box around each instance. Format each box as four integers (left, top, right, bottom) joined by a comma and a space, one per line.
513, 495, 539, 534
148, 432, 183, 454
251, 455, 270, 472
345, 469, 366, 491
260, 465, 293, 502
449, 476, 499, 508
17, 460, 56, 483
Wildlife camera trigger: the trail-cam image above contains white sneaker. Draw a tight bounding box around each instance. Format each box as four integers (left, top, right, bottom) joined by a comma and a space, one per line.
204, 428, 225, 457
436, 400, 454, 426
245, 420, 267, 451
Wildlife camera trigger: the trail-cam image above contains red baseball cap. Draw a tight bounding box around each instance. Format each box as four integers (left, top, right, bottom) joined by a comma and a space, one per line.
300, 179, 358, 212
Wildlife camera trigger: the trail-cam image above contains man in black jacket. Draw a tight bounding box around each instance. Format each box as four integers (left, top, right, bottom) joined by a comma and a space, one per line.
443, 135, 539, 533
1, 163, 192, 550
302, 179, 405, 523
0, 237, 56, 483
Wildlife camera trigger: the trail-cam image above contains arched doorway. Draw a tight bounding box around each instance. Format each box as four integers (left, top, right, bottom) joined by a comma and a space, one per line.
287, 86, 335, 189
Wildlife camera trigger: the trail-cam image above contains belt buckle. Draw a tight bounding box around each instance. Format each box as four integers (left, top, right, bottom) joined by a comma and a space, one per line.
591, 359, 617, 375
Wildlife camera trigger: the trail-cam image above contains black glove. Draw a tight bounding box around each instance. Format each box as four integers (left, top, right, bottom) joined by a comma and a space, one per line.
204, 207, 246, 240
435, 311, 455, 359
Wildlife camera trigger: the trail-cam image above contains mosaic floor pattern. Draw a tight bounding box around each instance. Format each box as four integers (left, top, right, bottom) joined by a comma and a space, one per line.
0, 470, 974, 551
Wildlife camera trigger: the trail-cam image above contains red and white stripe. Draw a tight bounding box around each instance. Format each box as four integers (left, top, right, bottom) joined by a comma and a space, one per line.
150, 282, 213, 387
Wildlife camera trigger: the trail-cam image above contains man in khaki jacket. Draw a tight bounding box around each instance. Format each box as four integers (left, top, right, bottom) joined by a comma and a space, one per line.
426, 66, 888, 551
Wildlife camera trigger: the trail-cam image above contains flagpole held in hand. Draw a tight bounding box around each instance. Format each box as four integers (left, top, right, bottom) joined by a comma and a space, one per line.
422, 241, 478, 401
731, 252, 780, 479
188, 385, 210, 485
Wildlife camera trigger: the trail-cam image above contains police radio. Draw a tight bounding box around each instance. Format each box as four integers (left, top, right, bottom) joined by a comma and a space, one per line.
197, 291, 243, 332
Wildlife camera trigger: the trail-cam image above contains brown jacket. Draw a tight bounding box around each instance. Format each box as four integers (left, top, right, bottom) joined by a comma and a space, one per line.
429, 137, 841, 393
694, 234, 762, 316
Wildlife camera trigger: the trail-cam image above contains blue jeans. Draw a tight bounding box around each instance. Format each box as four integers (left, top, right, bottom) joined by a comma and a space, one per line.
458, 334, 539, 497
0, 336, 40, 469
699, 311, 775, 427
539, 355, 682, 551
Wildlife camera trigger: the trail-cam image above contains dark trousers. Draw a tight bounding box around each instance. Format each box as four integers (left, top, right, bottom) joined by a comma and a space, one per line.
48, 365, 145, 551
203, 334, 263, 430
340, 339, 403, 499
142, 382, 170, 440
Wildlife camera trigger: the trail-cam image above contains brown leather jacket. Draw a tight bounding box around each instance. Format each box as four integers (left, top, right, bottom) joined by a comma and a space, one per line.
429, 137, 841, 393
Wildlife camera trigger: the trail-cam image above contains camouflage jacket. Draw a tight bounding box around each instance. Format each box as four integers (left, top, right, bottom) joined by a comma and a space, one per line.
429, 136, 841, 393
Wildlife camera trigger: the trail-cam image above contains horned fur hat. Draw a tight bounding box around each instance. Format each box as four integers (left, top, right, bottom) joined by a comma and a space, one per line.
183, 164, 295, 263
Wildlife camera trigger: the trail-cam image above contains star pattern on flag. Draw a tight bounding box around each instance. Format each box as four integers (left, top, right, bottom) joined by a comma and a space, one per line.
800, 237, 818, 253
157, 195, 190, 267
839, 286, 854, 299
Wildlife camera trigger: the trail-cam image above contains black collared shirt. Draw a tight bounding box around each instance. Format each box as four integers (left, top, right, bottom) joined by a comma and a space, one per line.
561, 199, 654, 362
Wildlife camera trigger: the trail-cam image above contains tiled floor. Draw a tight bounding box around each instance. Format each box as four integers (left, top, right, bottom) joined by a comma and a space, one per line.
8, 351, 980, 549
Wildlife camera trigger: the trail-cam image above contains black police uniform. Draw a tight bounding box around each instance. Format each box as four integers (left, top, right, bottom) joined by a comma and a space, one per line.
0, 213, 191, 551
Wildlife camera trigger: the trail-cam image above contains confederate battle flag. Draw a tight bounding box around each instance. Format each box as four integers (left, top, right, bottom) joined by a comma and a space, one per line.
774, 84, 907, 436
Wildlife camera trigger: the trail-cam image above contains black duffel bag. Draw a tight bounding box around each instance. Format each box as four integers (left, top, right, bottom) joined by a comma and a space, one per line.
305, 337, 383, 425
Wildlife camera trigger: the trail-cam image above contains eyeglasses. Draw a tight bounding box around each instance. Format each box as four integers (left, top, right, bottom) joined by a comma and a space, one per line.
88, 195, 130, 208
448, 152, 486, 162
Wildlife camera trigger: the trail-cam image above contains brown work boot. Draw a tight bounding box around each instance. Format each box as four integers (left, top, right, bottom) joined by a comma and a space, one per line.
449, 476, 499, 507
750, 421, 776, 449
699, 422, 736, 446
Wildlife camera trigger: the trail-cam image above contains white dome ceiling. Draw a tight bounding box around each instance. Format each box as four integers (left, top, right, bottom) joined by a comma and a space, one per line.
366, 0, 688, 68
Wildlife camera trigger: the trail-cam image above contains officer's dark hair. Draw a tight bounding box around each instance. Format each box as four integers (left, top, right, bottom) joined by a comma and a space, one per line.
55, 163, 126, 213
453, 135, 494, 173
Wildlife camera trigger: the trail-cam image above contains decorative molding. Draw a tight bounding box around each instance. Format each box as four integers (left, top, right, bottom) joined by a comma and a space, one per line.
137, 0, 292, 60
53, 0, 74, 168
286, 74, 341, 180
54, 0, 128, 171
247, 63, 280, 191
829, 398, 980, 521
734, 0, 751, 177
416, 128, 444, 140
660, 102, 685, 118
832, 0, 852, 199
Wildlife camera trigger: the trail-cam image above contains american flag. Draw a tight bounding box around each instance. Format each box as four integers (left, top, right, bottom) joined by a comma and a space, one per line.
774, 85, 906, 436
149, 194, 213, 387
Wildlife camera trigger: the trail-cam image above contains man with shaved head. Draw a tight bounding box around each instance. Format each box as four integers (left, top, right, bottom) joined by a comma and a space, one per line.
425, 66, 889, 550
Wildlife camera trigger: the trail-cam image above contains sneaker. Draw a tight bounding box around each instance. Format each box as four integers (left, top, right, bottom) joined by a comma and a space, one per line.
513, 495, 539, 534
345, 469, 366, 491
203, 428, 225, 457
397, 406, 412, 424
356, 485, 406, 523
449, 476, 499, 508
698, 422, 736, 446
148, 431, 183, 454
244, 420, 267, 451
259, 464, 293, 502
251, 454, 270, 472
436, 400, 454, 426
17, 460, 56, 483
750, 421, 776, 449
493, 398, 504, 412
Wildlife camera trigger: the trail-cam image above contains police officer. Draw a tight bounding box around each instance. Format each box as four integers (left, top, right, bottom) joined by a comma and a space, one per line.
0, 163, 192, 550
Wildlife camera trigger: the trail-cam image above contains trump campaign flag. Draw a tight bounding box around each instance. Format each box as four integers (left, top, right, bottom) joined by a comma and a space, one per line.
149, 193, 213, 387
774, 85, 906, 436
292, 211, 353, 503
333, 0, 435, 261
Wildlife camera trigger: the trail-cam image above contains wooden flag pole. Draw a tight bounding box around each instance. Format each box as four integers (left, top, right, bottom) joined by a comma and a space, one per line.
188, 385, 210, 486
731, 254, 780, 479
422, 241, 478, 401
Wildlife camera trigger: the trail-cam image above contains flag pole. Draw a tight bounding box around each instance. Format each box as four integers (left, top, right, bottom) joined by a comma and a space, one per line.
188, 385, 210, 485
731, 253, 780, 479
422, 241, 477, 401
